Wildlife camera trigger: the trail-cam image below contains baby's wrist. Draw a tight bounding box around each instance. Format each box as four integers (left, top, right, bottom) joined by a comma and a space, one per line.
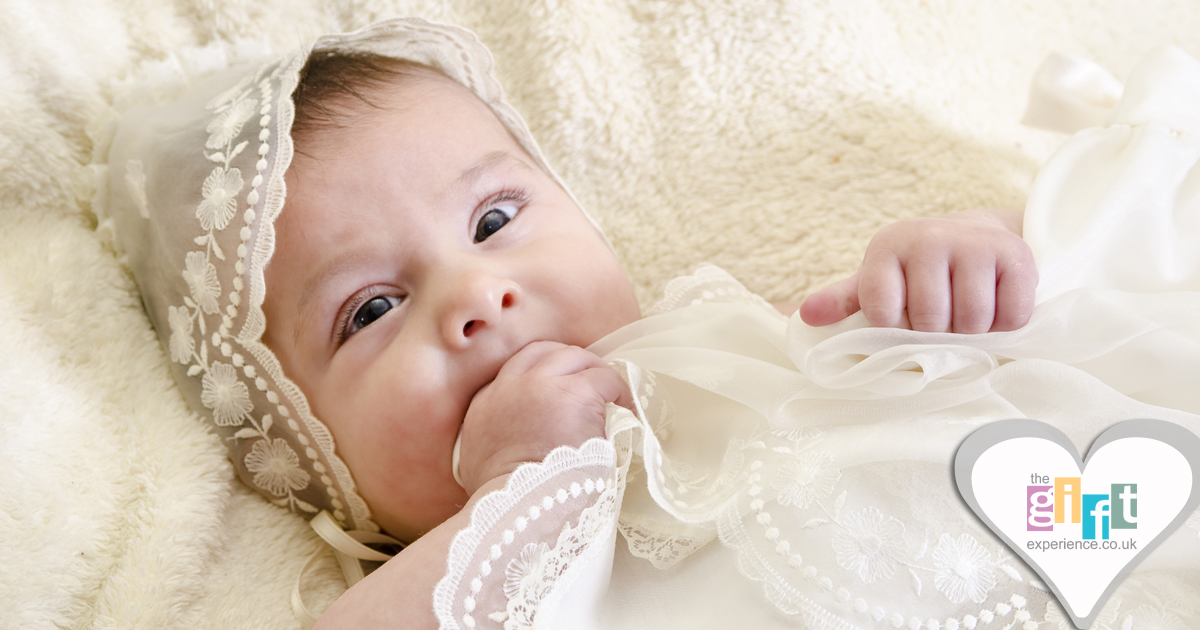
463, 473, 512, 506
462, 455, 532, 497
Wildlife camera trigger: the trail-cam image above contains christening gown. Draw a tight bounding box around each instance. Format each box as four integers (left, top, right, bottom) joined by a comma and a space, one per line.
432, 47, 1200, 630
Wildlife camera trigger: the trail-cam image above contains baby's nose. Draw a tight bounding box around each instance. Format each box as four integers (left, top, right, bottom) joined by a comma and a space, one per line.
440, 269, 519, 349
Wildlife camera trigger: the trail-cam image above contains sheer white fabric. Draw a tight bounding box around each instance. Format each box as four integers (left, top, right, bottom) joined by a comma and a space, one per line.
1025, 46, 1200, 306
434, 47, 1200, 630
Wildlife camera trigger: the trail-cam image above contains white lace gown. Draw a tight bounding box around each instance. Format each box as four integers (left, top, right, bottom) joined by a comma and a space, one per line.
433, 47, 1200, 630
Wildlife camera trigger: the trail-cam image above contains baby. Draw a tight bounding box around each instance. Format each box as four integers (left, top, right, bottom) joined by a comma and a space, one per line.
266, 53, 1034, 628
268, 52, 1033, 542
100, 18, 1037, 630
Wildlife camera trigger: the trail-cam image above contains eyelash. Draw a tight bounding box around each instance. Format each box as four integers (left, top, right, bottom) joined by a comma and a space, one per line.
332, 187, 532, 346
475, 188, 530, 236
335, 286, 395, 346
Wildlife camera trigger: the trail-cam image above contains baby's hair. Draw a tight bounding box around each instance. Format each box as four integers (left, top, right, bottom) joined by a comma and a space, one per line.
291, 51, 438, 144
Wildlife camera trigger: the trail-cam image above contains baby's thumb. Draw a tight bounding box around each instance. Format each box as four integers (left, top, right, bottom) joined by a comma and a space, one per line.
580, 364, 636, 413
606, 370, 636, 412
799, 272, 862, 326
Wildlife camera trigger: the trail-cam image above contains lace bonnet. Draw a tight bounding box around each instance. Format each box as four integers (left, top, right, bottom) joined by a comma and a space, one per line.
94, 17, 605, 533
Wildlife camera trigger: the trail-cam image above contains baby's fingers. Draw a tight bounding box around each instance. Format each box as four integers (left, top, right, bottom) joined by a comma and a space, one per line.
502, 341, 606, 380
904, 256, 952, 332
951, 260, 998, 334
578, 365, 635, 412
857, 249, 908, 328
799, 273, 861, 326
498, 339, 567, 376
526, 342, 611, 378
511, 343, 633, 410
992, 255, 1038, 331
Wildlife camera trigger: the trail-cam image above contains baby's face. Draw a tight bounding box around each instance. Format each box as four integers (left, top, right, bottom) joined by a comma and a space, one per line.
263, 71, 641, 540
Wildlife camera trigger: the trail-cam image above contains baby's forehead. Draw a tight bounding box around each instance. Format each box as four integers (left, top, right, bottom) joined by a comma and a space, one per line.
289, 76, 533, 191
276, 89, 541, 276
291, 55, 478, 143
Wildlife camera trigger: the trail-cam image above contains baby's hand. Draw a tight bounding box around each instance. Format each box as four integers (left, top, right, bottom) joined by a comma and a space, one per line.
456, 341, 632, 495
799, 209, 1037, 333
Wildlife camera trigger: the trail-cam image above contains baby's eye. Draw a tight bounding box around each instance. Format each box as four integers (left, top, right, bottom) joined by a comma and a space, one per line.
348, 295, 402, 336
474, 204, 518, 243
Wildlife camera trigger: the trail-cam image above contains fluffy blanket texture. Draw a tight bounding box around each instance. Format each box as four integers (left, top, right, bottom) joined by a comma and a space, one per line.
2, 1, 1199, 628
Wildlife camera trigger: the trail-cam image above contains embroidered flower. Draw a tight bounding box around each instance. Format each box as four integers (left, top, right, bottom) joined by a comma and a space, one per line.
1040, 601, 1071, 630
182, 251, 221, 314
773, 451, 840, 509
196, 166, 243, 231
167, 305, 194, 364
1144, 575, 1199, 616
715, 438, 746, 488
124, 159, 148, 219
206, 73, 255, 112
1128, 605, 1187, 630
663, 455, 695, 484
205, 96, 258, 149
504, 542, 550, 602
244, 438, 310, 496
772, 427, 822, 443
201, 360, 253, 426
831, 507, 907, 583
932, 533, 997, 604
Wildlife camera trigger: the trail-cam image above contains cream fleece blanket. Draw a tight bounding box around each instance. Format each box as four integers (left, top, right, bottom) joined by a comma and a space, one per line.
2, 1, 1199, 628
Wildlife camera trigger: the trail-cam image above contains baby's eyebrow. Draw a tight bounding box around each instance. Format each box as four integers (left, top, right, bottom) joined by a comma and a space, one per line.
294, 249, 378, 348
455, 150, 532, 191
292, 150, 533, 349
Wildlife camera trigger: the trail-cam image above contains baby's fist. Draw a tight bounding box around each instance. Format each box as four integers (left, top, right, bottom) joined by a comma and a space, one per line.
800, 209, 1037, 333
456, 341, 631, 495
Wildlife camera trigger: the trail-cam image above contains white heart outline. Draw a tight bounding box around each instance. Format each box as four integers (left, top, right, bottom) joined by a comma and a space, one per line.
954, 418, 1200, 629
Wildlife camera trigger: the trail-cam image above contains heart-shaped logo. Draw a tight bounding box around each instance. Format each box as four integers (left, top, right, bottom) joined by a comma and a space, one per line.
954, 419, 1200, 629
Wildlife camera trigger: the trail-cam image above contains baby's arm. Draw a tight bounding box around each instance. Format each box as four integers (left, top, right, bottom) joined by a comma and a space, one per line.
314, 475, 511, 628
314, 342, 628, 629
799, 208, 1037, 333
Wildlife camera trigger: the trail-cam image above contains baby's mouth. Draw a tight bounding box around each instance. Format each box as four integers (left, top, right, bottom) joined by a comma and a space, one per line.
461, 336, 545, 430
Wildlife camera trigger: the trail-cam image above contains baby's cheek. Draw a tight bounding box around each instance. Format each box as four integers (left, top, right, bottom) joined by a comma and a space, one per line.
588, 265, 640, 337
359, 372, 466, 446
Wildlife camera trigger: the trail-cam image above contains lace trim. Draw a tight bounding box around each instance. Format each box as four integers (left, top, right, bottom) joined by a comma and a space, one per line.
490, 477, 620, 628
238, 45, 371, 531
617, 513, 716, 569
151, 51, 363, 523
433, 439, 620, 629
645, 264, 778, 317
714, 437, 1043, 630
616, 358, 754, 527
